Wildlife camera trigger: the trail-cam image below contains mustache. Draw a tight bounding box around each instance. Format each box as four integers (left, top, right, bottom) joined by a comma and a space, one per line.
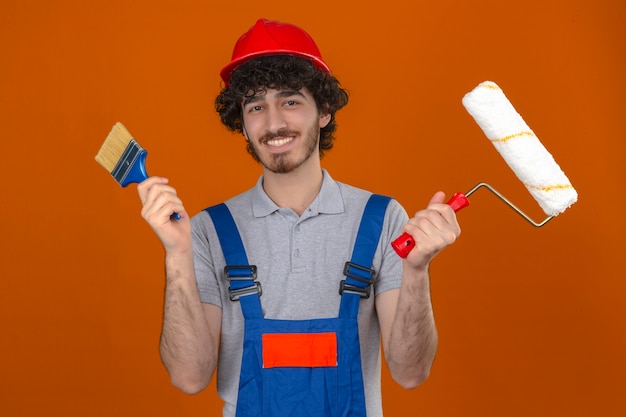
259, 128, 298, 143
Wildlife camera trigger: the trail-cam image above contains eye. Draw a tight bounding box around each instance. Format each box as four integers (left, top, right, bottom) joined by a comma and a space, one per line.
284, 100, 298, 107
246, 104, 263, 113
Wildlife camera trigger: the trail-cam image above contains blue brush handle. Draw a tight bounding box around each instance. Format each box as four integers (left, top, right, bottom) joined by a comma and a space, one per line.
121, 150, 181, 220
120, 149, 149, 187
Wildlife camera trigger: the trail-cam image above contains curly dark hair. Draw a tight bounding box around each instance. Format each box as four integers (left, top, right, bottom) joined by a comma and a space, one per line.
215, 55, 349, 159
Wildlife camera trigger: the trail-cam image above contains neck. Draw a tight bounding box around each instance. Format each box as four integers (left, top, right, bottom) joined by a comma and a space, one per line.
262, 158, 324, 216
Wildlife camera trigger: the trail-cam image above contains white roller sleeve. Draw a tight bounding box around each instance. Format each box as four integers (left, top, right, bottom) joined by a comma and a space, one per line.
462, 81, 578, 217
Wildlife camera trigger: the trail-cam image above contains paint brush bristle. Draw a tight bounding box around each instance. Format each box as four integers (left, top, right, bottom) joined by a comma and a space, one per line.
95, 122, 136, 173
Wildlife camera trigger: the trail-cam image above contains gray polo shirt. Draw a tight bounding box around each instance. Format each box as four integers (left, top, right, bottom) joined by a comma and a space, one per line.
192, 169, 408, 417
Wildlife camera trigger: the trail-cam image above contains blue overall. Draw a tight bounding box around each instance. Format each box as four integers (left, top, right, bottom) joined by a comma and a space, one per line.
206, 194, 391, 417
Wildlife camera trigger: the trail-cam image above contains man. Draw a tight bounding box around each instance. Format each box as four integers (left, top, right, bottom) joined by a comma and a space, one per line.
138, 18, 460, 417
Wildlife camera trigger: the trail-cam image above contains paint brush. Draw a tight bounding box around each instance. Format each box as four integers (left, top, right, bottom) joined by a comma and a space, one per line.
95, 122, 180, 219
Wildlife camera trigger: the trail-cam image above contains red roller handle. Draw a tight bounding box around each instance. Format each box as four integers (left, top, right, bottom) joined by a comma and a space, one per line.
391, 192, 470, 258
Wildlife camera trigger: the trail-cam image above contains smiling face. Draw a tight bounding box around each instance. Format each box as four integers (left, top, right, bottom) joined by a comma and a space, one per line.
241, 87, 331, 174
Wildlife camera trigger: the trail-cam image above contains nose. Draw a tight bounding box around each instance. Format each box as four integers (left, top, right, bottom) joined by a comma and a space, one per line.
265, 105, 287, 133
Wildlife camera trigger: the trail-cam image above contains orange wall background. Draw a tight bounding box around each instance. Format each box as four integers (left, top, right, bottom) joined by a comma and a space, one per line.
1, 1, 625, 416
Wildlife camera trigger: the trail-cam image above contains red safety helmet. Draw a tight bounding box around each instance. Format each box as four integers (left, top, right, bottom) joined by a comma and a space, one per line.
220, 18, 331, 85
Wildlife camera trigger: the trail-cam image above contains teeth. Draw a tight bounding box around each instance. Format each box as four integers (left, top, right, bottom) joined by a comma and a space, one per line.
266, 137, 293, 147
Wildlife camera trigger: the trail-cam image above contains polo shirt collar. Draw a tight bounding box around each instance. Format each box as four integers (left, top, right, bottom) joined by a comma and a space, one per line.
251, 169, 345, 218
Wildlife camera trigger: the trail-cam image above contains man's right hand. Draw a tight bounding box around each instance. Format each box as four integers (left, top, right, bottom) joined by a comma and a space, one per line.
137, 176, 191, 253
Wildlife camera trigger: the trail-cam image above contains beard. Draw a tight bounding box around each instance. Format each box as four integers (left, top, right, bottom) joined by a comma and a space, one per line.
247, 123, 320, 174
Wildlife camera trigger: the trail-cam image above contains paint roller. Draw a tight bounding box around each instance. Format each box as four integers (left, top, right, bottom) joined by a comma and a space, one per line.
392, 80, 578, 258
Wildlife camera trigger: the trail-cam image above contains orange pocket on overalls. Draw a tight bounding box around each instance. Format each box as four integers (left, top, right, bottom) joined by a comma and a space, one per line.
262, 332, 338, 368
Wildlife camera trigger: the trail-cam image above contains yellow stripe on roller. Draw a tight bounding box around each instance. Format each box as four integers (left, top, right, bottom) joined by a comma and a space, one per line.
491, 131, 536, 143
525, 183, 575, 192
481, 82, 501, 91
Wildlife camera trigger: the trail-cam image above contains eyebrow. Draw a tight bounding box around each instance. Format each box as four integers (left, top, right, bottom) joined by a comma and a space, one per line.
275, 90, 306, 100
242, 89, 307, 107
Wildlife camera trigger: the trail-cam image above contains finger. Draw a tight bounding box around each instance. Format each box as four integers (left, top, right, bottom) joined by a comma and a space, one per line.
141, 183, 179, 214
423, 194, 459, 225
427, 191, 446, 206
407, 211, 444, 240
137, 176, 170, 204
409, 209, 460, 243
142, 188, 182, 221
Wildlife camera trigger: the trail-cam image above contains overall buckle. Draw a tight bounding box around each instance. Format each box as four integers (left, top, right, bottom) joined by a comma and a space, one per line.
228, 281, 262, 301
339, 262, 377, 299
224, 265, 261, 301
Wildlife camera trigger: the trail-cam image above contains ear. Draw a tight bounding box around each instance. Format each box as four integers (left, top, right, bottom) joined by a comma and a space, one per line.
319, 111, 331, 129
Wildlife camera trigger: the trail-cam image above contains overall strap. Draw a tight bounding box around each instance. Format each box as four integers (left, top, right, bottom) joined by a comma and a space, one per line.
339, 194, 392, 319
205, 203, 263, 319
